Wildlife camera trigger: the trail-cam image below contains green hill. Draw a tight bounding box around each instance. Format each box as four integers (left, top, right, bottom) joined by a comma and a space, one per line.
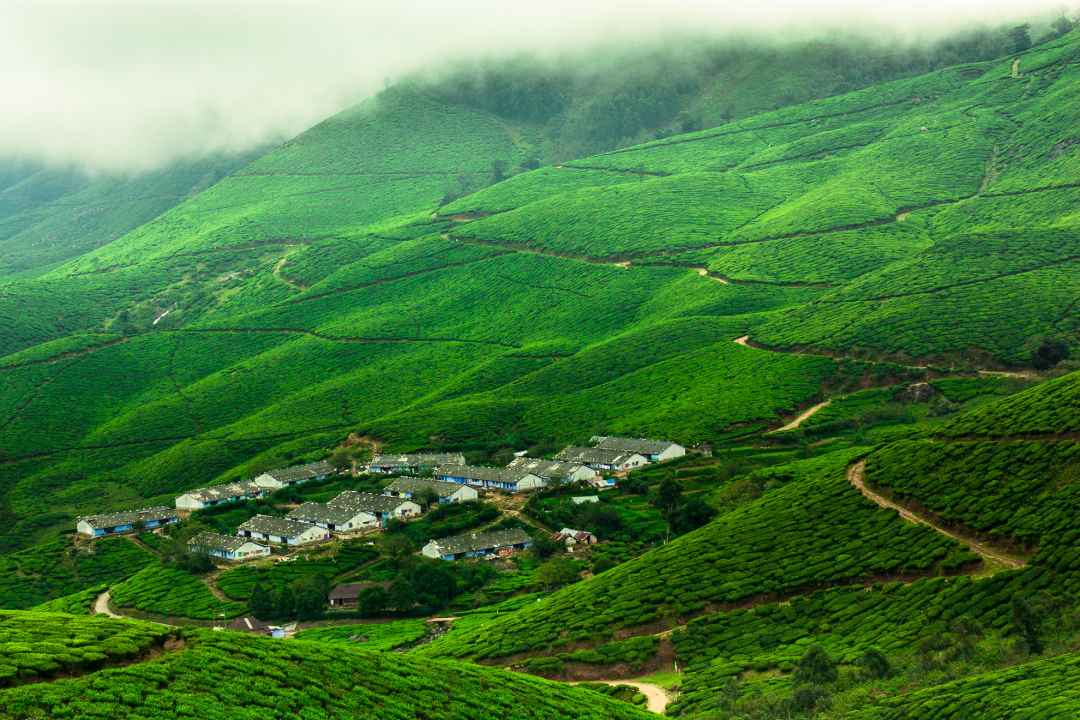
0, 610, 651, 720
0, 153, 258, 278
861, 369, 1080, 548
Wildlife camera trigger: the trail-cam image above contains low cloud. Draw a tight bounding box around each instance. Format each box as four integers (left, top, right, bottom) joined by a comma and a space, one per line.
1, 0, 1071, 173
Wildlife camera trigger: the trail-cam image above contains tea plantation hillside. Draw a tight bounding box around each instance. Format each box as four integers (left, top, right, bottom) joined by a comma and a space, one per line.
419, 450, 979, 661
0, 610, 652, 720
861, 369, 1080, 547
1, 30, 1078, 559
0, 153, 257, 277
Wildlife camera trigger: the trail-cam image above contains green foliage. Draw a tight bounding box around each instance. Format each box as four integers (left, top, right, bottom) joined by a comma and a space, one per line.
0, 610, 173, 686
421, 451, 976, 660
0, 616, 653, 719
0, 537, 153, 609
794, 644, 838, 685
110, 565, 246, 620
849, 649, 1080, 719
293, 618, 428, 650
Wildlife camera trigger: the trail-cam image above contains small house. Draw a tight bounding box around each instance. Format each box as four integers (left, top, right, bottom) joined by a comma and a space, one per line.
76, 506, 179, 538
554, 528, 598, 548
435, 464, 545, 493
571, 495, 600, 505
236, 515, 328, 546
287, 502, 379, 533
383, 477, 478, 504
253, 460, 335, 490
553, 446, 647, 475
421, 528, 533, 561
591, 436, 686, 463
175, 480, 266, 511
327, 490, 421, 527
188, 531, 270, 561
327, 581, 390, 609
506, 457, 598, 485
367, 453, 466, 475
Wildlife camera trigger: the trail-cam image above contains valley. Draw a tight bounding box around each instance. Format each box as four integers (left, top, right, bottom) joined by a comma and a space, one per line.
1, 16, 1078, 720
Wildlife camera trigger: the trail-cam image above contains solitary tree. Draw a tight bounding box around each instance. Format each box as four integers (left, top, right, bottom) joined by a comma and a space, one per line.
794, 644, 838, 685
250, 583, 273, 619
1008, 24, 1032, 53
1012, 596, 1043, 655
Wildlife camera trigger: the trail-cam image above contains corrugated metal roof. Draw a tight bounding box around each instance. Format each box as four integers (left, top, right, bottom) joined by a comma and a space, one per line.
77, 506, 176, 529
427, 528, 532, 555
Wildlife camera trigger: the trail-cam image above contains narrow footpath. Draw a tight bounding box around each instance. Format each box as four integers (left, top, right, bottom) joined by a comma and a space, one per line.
846, 461, 1028, 570
93, 591, 122, 619
573, 680, 671, 714
768, 400, 832, 433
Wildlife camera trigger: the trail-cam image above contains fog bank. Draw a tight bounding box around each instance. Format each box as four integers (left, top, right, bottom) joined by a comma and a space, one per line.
1, 0, 1072, 173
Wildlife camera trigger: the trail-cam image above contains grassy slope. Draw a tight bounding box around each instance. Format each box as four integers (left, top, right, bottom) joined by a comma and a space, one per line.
419, 450, 976, 660
1, 33, 1078, 560
0, 153, 257, 277
862, 369, 1080, 546
0, 611, 651, 720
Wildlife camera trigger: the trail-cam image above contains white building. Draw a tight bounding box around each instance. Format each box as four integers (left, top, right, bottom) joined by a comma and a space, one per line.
76, 507, 179, 538
236, 515, 328, 546
175, 480, 265, 511
506, 457, 599, 485
188, 531, 270, 561
383, 477, 479, 504
327, 491, 421, 527
435, 465, 546, 492
287, 502, 380, 533
253, 460, 335, 490
553, 446, 648, 475
591, 436, 686, 463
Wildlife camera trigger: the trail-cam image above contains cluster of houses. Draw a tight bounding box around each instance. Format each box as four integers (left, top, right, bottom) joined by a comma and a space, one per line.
375, 436, 686, 495
76, 435, 685, 566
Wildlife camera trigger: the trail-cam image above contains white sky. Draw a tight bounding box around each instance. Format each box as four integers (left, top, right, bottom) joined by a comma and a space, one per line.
0, 0, 1071, 173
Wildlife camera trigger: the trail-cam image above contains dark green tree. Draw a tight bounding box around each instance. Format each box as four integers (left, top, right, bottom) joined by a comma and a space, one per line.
250, 583, 274, 619
857, 648, 892, 679
358, 586, 388, 616
669, 498, 716, 535
654, 478, 683, 514
275, 584, 296, 618
1012, 596, 1043, 654
794, 644, 838, 685
1032, 338, 1070, 370
1008, 24, 1032, 53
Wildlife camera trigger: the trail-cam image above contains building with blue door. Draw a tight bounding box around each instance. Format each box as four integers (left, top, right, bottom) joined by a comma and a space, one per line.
76, 506, 179, 538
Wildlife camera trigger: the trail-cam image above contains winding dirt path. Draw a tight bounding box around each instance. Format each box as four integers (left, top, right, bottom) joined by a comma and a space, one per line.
847, 461, 1027, 570
574, 680, 671, 714
769, 400, 832, 433
93, 591, 123, 618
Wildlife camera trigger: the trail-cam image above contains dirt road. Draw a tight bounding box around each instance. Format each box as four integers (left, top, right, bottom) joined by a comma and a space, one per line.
847, 460, 1027, 570
575, 680, 671, 714
769, 400, 832, 433
93, 591, 122, 618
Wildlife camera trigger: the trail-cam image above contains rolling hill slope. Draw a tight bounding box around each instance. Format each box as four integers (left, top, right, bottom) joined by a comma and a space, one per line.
0, 610, 651, 720
0, 30, 1077, 557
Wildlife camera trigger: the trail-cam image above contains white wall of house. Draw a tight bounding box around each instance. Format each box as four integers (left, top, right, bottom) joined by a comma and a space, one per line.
390, 500, 422, 518
657, 444, 686, 462
617, 454, 649, 471
421, 541, 442, 559
568, 466, 599, 483
513, 474, 546, 492
253, 473, 283, 489
76, 520, 97, 537
449, 485, 479, 503
175, 494, 206, 511
338, 512, 379, 531
289, 526, 329, 545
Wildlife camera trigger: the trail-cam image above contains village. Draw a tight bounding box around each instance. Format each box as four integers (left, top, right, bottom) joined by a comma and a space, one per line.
74, 436, 688, 569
